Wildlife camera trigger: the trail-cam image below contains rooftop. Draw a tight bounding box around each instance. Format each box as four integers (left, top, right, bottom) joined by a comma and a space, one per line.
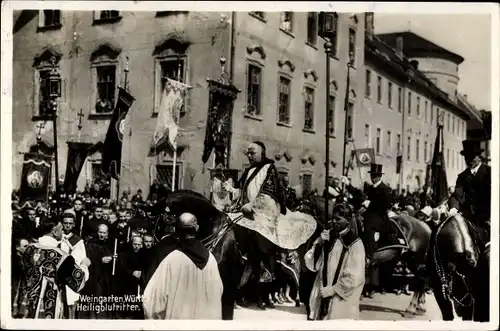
376, 31, 465, 65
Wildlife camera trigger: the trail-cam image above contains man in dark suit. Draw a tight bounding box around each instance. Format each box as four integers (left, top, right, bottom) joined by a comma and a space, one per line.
448, 140, 491, 238
360, 164, 395, 261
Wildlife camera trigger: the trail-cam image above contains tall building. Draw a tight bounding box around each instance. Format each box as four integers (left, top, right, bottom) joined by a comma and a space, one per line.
359, 26, 470, 192
13, 10, 366, 197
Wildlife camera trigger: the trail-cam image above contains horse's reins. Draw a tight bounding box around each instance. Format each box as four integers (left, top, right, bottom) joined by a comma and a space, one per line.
201, 214, 245, 250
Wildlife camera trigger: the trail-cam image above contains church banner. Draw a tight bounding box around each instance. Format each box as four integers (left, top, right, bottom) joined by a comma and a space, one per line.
63, 142, 102, 194
101, 87, 135, 180
202, 80, 240, 168
19, 153, 52, 203
353, 148, 375, 167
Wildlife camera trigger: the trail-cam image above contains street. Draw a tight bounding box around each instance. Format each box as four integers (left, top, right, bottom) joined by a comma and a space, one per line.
234, 292, 443, 321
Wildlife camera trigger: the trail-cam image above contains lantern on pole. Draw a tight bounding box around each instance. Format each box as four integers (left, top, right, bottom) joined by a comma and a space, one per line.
49, 56, 61, 203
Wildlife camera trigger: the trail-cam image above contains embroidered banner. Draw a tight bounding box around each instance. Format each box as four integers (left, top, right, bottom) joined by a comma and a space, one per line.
19, 153, 52, 203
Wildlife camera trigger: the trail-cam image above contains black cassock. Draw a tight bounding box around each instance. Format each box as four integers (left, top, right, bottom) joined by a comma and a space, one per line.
141, 235, 178, 290
117, 248, 145, 319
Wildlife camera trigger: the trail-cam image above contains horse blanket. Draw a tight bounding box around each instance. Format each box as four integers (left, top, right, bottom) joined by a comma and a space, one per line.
228, 210, 317, 250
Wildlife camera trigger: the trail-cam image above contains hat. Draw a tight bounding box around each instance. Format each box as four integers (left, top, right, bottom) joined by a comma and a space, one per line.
460, 140, 484, 157
420, 206, 433, 217
368, 163, 384, 175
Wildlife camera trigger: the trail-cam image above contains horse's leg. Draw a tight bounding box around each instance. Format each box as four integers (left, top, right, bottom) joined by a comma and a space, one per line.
433, 282, 455, 321
404, 291, 418, 316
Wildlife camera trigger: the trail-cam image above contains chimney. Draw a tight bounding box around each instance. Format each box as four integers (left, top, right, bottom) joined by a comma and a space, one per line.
410, 60, 419, 70
396, 35, 404, 59
463, 94, 468, 100
365, 12, 374, 40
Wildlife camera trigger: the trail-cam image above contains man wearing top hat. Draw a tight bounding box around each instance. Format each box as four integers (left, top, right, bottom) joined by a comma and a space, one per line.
358, 163, 394, 262
448, 140, 491, 238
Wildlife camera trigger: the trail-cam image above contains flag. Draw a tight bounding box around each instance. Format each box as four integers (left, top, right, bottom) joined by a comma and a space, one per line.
101, 87, 135, 180
19, 153, 52, 203
63, 142, 102, 194
353, 148, 375, 167
430, 125, 449, 206
152, 78, 191, 151
202, 80, 240, 167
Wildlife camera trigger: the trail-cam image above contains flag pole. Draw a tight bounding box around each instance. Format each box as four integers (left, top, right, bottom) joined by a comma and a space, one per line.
171, 55, 182, 192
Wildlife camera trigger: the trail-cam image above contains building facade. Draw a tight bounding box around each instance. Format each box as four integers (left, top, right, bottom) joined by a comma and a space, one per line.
359, 29, 470, 192
13, 10, 366, 197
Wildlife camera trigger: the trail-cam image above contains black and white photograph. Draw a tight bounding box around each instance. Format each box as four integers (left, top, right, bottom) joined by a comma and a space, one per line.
1, 1, 498, 329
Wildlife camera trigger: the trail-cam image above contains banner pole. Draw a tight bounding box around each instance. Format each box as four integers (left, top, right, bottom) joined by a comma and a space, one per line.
171, 142, 177, 192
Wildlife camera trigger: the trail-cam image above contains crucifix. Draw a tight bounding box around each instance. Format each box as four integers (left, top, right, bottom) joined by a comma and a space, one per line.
36, 122, 45, 150
77, 109, 84, 142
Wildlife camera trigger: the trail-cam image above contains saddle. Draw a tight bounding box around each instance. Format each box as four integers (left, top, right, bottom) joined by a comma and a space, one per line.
361, 211, 408, 252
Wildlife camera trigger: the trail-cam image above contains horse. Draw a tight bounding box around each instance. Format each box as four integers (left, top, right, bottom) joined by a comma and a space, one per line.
296, 195, 433, 317
428, 205, 490, 321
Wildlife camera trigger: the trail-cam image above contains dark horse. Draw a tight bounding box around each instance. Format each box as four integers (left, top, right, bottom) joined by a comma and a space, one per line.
150, 189, 273, 320
297, 195, 433, 317
428, 206, 490, 321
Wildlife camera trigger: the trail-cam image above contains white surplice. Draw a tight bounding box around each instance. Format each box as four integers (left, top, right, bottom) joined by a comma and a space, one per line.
305, 236, 365, 320
142, 250, 224, 319
59, 233, 89, 306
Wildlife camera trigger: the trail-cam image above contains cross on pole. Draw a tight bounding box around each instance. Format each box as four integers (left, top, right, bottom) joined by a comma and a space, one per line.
36, 122, 45, 137
77, 109, 84, 131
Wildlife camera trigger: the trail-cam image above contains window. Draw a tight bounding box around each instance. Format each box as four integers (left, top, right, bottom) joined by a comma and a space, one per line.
452, 150, 455, 168
407, 137, 411, 161
39, 10, 61, 28
407, 92, 412, 116
452, 116, 456, 135
247, 64, 262, 116
398, 87, 403, 112
365, 70, 372, 98
307, 12, 318, 45
278, 76, 291, 124
328, 95, 336, 136
424, 101, 429, 123
424, 141, 428, 162
157, 164, 182, 191
347, 102, 354, 138
95, 65, 116, 114
304, 87, 315, 130
364, 124, 370, 147
416, 139, 420, 162
431, 105, 434, 124
416, 96, 420, 118
280, 12, 293, 32
388, 82, 393, 109
348, 28, 356, 65
377, 76, 382, 103
446, 149, 449, 165
386, 130, 392, 154
154, 56, 186, 112
99, 10, 120, 20
38, 68, 60, 116
447, 113, 450, 132
396, 134, 401, 154
301, 173, 312, 195
376, 128, 381, 155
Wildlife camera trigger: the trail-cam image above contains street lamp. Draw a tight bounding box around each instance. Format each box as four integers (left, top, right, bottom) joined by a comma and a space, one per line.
49, 56, 61, 204
398, 63, 415, 193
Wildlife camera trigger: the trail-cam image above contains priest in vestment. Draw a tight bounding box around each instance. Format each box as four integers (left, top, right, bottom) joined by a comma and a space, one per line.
305, 205, 365, 320
142, 212, 223, 319
19, 218, 90, 319
59, 211, 89, 318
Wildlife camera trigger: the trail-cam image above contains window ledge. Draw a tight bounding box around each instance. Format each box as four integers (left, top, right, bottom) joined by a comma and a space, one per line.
88, 113, 113, 120
37, 24, 62, 33
244, 113, 263, 121
279, 28, 295, 38
329, 134, 336, 139
303, 128, 315, 134
305, 42, 318, 50
329, 54, 340, 61
156, 11, 189, 17
276, 121, 292, 128
93, 16, 123, 25
32, 114, 54, 121
377, 101, 383, 105
365, 95, 372, 100
249, 13, 267, 23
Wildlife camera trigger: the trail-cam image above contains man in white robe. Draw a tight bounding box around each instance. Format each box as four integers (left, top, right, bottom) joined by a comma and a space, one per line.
59, 210, 89, 318
305, 205, 365, 320
142, 212, 223, 319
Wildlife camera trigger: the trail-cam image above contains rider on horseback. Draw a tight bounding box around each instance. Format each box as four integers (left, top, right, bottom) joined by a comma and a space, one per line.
447, 140, 491, 239
223, 141, 287, 289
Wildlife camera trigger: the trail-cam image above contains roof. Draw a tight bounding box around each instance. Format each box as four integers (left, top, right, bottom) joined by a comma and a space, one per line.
365, 36, 470, 120
376, 32, 465, 65
456, 94, 483, 123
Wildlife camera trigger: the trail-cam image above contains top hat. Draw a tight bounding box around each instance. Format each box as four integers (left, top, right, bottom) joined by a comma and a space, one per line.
368, 163, 384, 175
460, 140, 484, 157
